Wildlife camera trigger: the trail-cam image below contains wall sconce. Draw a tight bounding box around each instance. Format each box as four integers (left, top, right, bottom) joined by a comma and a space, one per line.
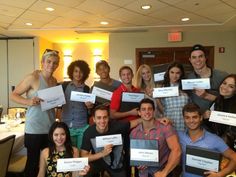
93, 49, 102, 81
63, 54, 72, 81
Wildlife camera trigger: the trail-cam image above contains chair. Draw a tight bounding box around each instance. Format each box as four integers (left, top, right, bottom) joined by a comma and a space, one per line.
0, 135, 15, 177
0, 106, 3, 118
7, 153, 27, 177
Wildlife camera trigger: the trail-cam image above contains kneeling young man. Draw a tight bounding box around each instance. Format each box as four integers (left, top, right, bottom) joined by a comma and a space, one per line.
179, 103, 236, 177
130, 98, 181, 177
80, 105, 141, 177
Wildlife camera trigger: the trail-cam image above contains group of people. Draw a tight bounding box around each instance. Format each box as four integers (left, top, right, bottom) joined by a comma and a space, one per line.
10, 44, 236, 177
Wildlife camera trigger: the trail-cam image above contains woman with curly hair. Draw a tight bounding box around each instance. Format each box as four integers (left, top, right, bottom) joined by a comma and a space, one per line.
61, 60, 93, 149
37, 122, 89, 177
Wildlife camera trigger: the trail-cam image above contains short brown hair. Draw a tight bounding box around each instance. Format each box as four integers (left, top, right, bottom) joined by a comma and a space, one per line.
182, 103, 202, 116
119, 66, 133, 77
92, 105, 109, 117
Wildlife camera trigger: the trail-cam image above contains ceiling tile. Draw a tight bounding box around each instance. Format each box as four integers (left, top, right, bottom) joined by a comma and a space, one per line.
29, 0, 71, 15
195, 3, 236, 23
0, 15, 15, 24
106, 8, 141, 22
76, 0, 120, 16
9, 18, 45, 29
20, 10, 57, 23
48, 17, 83, 28
124, 0, 168, 15
0, 0, 35, 9
62, 9, 94, 21
0, 4, 25, 17
221, 0, 236, 9
42, 0, 85, 7
102, 0, 135, 7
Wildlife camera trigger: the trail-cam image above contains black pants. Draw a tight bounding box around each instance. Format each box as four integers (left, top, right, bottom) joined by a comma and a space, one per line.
85, 159, 127, 177
24, 133, 48, 177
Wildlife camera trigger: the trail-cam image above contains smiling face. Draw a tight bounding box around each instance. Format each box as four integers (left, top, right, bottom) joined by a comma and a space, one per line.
42, 56, 59, 74
169, 66, 182, 84
141, 67, 151, 82
120, 68, 133, 85
93, 109, 109, 134
72, 66, 83, 82
96, 64, 110, 79
189, 50, 207, 70
183, 111, 202, 131
53, 127, 66, 148
138, 103, 154, 121
220, 77, 236, 98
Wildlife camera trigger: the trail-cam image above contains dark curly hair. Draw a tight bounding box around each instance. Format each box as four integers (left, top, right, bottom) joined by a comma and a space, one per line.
67, 60, 90, 82
48, 122, 73, 158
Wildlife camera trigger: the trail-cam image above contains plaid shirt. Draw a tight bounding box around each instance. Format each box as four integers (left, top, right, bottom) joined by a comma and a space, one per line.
162, 92, 190, 131
130, 120, 177, 177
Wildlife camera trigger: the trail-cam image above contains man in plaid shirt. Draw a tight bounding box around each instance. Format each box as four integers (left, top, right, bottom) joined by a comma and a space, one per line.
130, 98, 181, 177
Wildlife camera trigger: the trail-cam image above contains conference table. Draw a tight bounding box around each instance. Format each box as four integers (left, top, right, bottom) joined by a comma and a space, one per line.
0, 122, 25, 155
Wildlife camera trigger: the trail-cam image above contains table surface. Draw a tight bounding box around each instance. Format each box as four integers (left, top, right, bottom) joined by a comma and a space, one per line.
0, 123, 25, 154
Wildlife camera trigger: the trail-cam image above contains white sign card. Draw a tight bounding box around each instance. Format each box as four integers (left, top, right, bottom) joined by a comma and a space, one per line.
209, 111, 236, 127
186, 154, 219, 172
96, 134, 122, 148
154, 72, 165, 82
130, 148, 159, 162
181, 78, 210, 90
38, 85, 66, 111
57, 158, 88, 172
70, 91, 96, 103
92, 86, 113, 101
122, 92, 145, 103
153, 87, 179, 98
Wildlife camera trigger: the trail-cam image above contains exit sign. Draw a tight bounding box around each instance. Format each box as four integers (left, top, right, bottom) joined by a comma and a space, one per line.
168, 32, 182, 42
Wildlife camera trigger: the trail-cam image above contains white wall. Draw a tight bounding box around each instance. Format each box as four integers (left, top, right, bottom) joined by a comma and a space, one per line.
109, 30, 236, 80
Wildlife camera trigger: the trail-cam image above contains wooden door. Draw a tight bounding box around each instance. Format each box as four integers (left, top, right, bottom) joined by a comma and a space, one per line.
136, 46, 214, 80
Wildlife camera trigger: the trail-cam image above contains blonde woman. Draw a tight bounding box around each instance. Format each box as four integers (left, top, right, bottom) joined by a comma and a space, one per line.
134, 64, 155, 96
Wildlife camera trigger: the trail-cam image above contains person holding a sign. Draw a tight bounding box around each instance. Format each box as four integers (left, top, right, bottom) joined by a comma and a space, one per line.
134, 64, 162, 117
110, 66, 140, 122
178, 103, 236, 177
204, 74, 236, 152
158, 62, 190, 131
130, 98, 181, 177
187, 44, 227, 112
80, 105, 145, 177
10, 49, 60, 177
92, 60, 121, 106
38, 122, 90, 177
61, 60, 92, 149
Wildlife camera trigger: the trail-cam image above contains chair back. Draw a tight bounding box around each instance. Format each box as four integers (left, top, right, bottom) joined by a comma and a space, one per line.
0, 106, 3, 118
0, 135, 15, 177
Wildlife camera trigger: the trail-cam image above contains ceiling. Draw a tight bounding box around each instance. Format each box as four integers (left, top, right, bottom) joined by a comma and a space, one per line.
0, 0, 236, 43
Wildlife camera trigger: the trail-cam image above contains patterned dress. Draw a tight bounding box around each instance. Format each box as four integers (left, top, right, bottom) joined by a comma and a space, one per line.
161, 91, 190, 131
46, 151, 72, 177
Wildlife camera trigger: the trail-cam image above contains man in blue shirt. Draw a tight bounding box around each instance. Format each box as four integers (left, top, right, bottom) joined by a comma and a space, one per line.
178, 103, 236, 177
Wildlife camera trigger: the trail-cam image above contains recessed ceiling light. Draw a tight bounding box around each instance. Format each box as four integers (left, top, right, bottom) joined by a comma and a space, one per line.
45, 7, 55, 11
181, 17, 190, 22
100, 21, 109, 25
141, 5, 151, 10
25, 22, 32, 26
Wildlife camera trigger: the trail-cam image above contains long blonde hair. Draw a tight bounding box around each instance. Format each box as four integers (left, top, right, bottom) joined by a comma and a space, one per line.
134, 64, 155, 91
